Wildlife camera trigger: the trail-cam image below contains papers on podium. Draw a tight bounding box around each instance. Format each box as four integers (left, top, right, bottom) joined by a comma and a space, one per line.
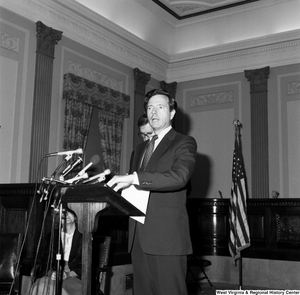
121, 185, 149, 224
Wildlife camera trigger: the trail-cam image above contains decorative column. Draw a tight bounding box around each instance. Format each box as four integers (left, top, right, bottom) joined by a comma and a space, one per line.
160, 80, 177, 100
244, 66, 270, 198
133, 68, 151, 147
29, 21, 62, 181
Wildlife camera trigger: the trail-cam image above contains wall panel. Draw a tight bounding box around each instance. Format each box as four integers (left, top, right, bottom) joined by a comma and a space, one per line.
0, 56, 17, 182
278, 72, 300, 198
0, 16, 35, 183
287, 95, 300, 196
181, 81, 241, 199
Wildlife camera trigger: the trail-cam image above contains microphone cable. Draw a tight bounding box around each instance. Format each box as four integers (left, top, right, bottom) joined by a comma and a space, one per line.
12, 153, 66, 294
9, 154, 48, 295
27, 198, 58, 295
10, 151, 82, 294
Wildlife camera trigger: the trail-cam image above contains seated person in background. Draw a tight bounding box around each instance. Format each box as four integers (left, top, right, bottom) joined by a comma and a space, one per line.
137, 113, 155, 142
129, 114, 155, 169
29, 206, 82, 295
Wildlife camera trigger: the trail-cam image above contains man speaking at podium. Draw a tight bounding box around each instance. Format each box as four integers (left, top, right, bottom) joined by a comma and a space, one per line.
107, 89, 197, 295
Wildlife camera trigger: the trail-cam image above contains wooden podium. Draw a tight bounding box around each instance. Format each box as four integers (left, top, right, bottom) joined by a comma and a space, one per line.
52, 183, 144, 295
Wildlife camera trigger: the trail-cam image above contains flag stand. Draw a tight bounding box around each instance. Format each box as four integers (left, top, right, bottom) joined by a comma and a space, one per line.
239, 255, 243, 290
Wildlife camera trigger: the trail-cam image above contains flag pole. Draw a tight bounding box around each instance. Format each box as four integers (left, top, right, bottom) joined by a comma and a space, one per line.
232, 119, 248, 291
233, 119, 242, 137
234, 120, 243, 290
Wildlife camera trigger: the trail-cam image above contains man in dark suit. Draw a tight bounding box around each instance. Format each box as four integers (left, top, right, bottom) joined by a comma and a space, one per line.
107, 89, 197, 295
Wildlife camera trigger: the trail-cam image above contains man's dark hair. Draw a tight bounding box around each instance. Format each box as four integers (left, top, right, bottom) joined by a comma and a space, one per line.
144, 89, 177, 112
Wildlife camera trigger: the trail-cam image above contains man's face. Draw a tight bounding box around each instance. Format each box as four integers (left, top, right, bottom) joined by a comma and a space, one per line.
147, 94, 175, 133
139, 123, 154, 142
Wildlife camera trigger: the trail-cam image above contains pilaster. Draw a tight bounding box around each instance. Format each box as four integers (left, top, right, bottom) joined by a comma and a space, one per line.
245, 66, 270, 198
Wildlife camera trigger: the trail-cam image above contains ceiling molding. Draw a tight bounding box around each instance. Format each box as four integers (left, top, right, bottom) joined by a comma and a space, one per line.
169, 29, 300, 63
1, 0, 299, 83
167, 35, 300, 82
0, 0, 169, 80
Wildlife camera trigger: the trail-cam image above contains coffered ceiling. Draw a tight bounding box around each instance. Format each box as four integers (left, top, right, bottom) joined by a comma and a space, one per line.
152, 0, 260, 20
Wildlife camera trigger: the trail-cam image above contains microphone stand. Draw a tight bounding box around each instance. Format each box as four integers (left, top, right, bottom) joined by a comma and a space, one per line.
52, 155, 72, 179
40, 155, 71, 202
55, 203, 63, 295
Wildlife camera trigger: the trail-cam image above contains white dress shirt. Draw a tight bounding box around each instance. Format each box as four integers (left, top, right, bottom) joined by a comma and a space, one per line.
61, 231, 74, 262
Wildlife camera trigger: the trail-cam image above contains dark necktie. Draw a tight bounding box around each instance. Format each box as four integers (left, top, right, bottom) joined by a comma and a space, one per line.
140, 135, 158, 171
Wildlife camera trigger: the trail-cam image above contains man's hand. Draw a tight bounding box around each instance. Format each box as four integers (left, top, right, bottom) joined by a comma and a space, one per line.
66, 270, 77, 279
49, 270, 57, 280
107, 174, 135, 192
49, 270, 68, 280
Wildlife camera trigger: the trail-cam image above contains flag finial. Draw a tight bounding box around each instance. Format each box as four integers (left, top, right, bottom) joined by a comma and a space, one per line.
233, 119, 242, 127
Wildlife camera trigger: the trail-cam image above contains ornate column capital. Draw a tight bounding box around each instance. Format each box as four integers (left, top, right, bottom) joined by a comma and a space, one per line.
244, 66, 270, 93
160, 81, 177, 99
133, 68, 151, 91
36, 21, 63, 58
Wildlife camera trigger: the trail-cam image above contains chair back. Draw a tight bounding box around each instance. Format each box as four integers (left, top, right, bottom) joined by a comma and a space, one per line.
93, 236, 111, 295
0, 233, 22, 295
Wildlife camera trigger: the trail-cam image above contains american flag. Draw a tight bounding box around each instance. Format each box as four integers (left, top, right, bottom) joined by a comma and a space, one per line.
228, 132, 250, 261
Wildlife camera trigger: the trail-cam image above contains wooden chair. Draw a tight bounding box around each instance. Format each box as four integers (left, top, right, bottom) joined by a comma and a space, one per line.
0, 233, 22, 295
93, 236, 112, 295
187, 254, 213, 292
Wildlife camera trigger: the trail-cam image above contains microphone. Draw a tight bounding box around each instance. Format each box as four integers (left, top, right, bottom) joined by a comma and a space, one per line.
61, 156, 83, 178
75, 154, 101, 178
37, 178, 46, 195
38, 177, 66, 202
65, 173, 89, 184
38, 178, 47, 202
46, 148, 83, 157
83, 169, 111, 184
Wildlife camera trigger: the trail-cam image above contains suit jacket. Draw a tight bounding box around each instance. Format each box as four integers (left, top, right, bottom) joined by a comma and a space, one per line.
128, 128, 197, 255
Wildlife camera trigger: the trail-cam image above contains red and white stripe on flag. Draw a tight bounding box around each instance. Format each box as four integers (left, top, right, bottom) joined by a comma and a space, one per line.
228, 136, 250, 261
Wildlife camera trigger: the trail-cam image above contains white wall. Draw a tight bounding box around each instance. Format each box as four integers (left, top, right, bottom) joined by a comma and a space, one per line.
0, 16, 35, 183
176, 65, 300, 200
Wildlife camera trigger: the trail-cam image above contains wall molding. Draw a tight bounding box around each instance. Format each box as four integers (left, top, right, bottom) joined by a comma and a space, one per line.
190, 91, 234, 108
287, 81, 300, 95
68, 60, 124, 92
0, 29, 19, 53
